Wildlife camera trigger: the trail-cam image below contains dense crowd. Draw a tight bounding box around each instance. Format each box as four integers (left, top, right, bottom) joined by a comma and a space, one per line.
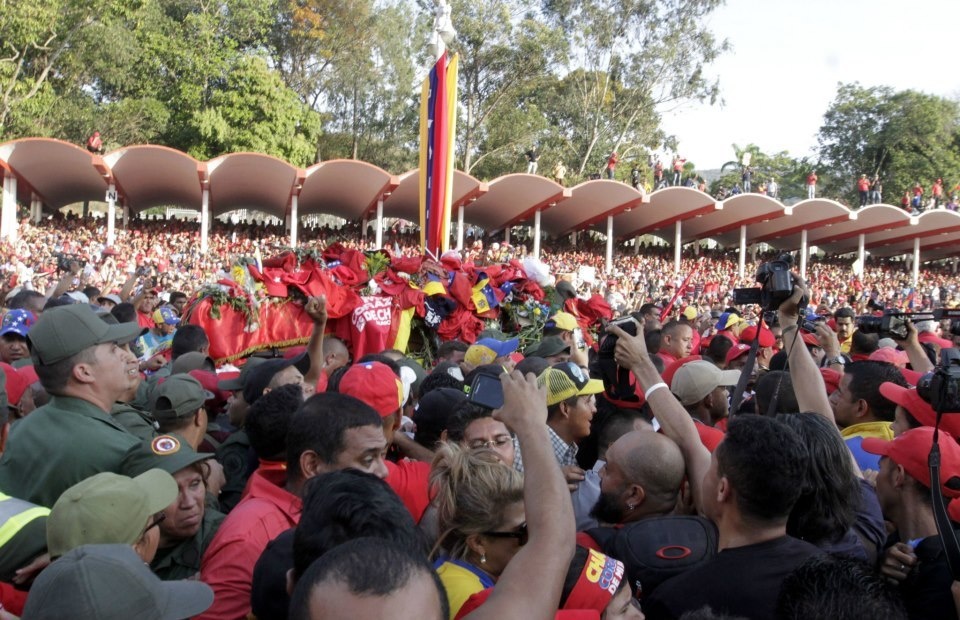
2, 213, 957, 316
0, 213, 959, 619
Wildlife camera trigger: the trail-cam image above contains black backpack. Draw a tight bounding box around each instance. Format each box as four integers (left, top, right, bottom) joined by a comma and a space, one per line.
586, 515, 718, 599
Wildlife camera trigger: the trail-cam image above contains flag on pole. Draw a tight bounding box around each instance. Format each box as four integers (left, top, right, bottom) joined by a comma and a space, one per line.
419, 53, 459, 257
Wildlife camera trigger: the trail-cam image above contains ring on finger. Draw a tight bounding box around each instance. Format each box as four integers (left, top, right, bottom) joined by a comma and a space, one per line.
899, 563, 906, 571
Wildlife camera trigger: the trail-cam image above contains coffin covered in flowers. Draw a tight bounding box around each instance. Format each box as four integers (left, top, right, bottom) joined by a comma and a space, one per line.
183, 245, 611, 364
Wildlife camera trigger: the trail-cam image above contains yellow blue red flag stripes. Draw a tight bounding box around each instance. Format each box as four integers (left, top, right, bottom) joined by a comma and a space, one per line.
419, 53, 459, 256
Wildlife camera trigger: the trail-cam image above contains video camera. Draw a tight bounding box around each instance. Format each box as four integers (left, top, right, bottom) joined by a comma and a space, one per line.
931, 308, 960, 338
54, 253, 85, 273
731, 253, 804, 313
856, 310, 933, 341
917, 348, 960, 414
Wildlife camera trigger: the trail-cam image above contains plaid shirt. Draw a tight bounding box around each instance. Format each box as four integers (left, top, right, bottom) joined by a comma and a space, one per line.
512, 425, 578, 473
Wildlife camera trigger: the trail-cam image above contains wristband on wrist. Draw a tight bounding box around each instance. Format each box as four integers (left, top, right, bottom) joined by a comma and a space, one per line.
644, 382, 669, 400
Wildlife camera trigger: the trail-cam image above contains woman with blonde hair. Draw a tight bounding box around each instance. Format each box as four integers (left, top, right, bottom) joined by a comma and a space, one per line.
431, 442, 525, 619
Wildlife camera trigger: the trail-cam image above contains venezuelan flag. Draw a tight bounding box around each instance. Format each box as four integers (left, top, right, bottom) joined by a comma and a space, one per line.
419, 52, 459, 257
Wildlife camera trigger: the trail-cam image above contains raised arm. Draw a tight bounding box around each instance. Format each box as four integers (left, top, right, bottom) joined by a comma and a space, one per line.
776, 276, 834, 422
607, 321, 711, 512
464, 371, 575, 620
301, 296, 327, 395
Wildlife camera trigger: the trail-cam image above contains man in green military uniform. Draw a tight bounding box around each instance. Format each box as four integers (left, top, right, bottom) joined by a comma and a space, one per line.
215, 357, 265, 513
121, 435, 225, 581
150, 374, 212, 451
0, 304, 142, 506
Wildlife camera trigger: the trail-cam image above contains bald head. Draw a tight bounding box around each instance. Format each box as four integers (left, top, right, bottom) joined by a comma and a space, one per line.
607, 431, 685, 507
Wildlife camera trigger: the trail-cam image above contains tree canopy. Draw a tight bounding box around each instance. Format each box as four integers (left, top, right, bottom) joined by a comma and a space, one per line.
817, 83, 960, 205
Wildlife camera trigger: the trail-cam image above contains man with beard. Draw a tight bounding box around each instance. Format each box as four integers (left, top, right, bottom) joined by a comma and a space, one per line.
576, 431, 686, 548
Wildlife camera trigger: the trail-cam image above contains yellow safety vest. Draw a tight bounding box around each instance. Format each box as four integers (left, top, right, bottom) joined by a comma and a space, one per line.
0, 492, 49, 548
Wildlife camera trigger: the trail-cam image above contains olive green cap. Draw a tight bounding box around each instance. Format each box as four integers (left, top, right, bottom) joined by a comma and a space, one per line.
28, 304, 140, 365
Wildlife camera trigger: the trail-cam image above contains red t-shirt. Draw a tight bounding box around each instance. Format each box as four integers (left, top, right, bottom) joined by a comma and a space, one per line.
197, 468, 301, 620
385, 459, 432, 523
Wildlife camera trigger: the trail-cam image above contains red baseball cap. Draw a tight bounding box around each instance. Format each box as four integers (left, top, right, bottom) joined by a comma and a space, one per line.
820, 368, 842, 395
800, 332, 821, 348
863, 427, 960, 496
739, 325, 774, 347
879, 382, 939, 428
725, 343, 750, 365
338, 362, 403, 418
869, 347, 909, 366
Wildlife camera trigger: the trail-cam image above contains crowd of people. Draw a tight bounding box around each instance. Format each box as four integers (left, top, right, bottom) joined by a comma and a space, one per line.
2, 213, 958, 318
1, 212, 960, 619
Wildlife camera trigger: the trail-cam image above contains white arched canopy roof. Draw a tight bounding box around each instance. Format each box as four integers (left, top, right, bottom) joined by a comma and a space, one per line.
383, 169, 487, 223
206, 153, 301, 219
300, 160, 398, 221
0, 138, 110, 209
105, 145, 204, 212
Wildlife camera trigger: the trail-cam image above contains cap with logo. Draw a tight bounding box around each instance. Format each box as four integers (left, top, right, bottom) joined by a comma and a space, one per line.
670, 360, 741, 406
724, 344, 751, 365
339, 361, 404, 418
0, 309, 36, 339
121, 435, 214, 477
739, 325, 775, 347
47, 470, 177, 558
27, 304, 141, 365
464, 337, 519, 367
152, 306, 180, 327
151, 374, 213, 423
538, 362, 605, 407
22, 543, 214, 620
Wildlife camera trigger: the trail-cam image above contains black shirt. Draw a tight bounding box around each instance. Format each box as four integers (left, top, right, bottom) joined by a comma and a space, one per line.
898, 533, 957, 620
643, 535, 822, 620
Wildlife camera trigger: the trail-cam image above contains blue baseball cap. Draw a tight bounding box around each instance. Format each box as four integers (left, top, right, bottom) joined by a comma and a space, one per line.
0, 309, 37, 338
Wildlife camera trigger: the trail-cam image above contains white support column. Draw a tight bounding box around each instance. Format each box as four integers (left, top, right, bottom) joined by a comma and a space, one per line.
634, 235, 640, 256
122, 205, 129, 229
1, 173, 17, 241
799, 229, 808, 280
913, 237, 920, 287
674, 220, 682, 274
106, 183, 117, 247
954, 257, 959, 275
738, 225, 747, 280
533, 209, 542, 259
375, 197, 384, 250
605, 215, 614, 274
289, 194, 299, 248
362, 216, 368, 241
571, 231, 577, 248
504, 226, 511, 245
200, 188, 210, 254
457, 205, 465, 251
858, 234, 865, 275
31, 193, 41, 223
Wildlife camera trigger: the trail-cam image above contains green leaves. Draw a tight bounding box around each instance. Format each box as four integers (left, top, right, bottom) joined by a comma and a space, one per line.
817, 83, 960, 205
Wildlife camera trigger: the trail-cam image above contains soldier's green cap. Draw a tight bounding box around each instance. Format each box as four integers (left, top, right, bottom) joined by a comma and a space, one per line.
47, 470, 177, 559
150, 374, 212, 422
27, 304, 140, 365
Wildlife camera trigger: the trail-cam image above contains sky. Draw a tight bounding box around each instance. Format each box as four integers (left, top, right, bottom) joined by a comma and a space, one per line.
658, 0, 960, 170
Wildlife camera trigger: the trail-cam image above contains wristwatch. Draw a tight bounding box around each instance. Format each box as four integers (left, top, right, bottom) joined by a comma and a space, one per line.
825, 355, 845, 366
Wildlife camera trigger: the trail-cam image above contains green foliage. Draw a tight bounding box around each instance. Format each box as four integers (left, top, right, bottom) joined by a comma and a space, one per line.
195, 56, 321, 165
817, 83, 960, 205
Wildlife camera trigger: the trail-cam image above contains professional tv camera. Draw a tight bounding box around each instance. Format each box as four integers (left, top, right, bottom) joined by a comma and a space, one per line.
732, 253, 805, 312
